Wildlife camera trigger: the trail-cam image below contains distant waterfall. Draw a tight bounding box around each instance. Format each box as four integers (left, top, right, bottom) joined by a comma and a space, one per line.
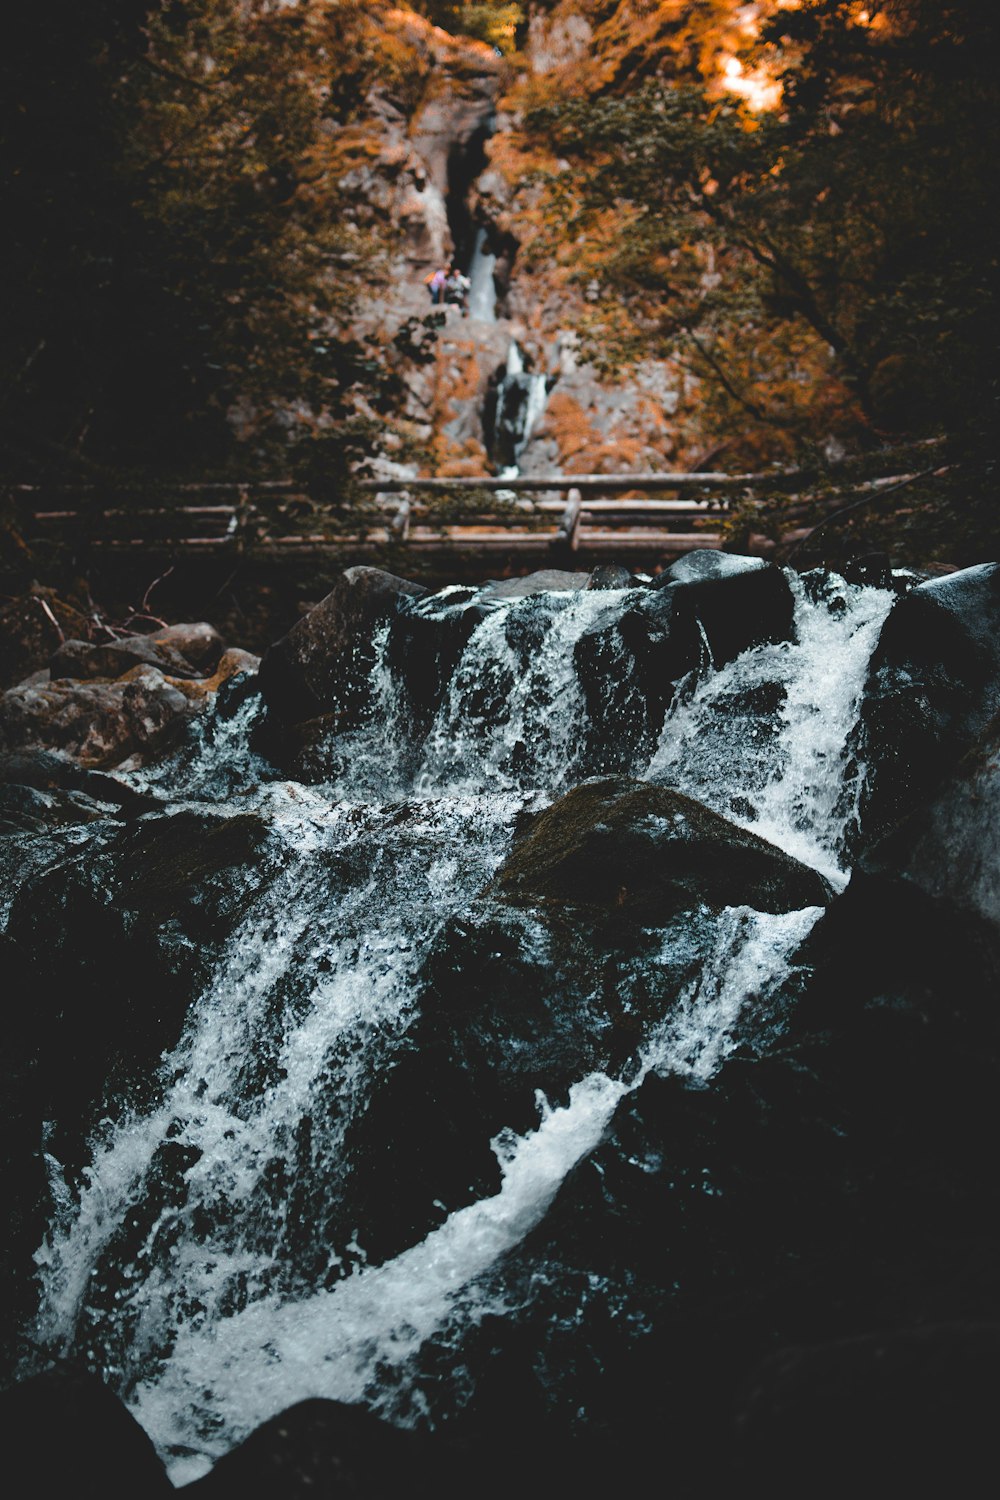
466, 227, 497, 322
485, 341, 549, 475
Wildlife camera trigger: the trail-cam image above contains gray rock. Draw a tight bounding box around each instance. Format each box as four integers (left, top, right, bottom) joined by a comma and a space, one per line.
853, 561, 1000, 849
657, 550, 771, 586
480, 569, 591, 599
257, 566, 427, 727
859, 708, 1000, 937
587, 563, 635, 590
50, 635, 194, 681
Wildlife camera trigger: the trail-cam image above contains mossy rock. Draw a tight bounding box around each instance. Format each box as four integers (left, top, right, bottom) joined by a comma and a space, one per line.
488, 778, 833, 923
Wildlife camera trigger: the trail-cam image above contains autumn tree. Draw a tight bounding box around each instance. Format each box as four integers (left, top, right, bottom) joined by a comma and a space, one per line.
0, 1, 428, 482
524, 0, 999, 466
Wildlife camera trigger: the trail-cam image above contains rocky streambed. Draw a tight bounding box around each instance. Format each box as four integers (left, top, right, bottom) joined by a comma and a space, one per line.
2, 553, 1000, 1495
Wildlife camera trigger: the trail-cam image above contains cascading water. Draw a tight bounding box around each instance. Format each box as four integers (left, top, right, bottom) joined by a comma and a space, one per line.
466, 227, 497, 323
485, 341, 549, 476
20, 567, 898, 1485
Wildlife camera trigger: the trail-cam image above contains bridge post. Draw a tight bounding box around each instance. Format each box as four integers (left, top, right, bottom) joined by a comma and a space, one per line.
553, 487, 583, 553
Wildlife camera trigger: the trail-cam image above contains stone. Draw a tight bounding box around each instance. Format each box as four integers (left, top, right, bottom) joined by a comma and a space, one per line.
165, 647, 261, 701
0, 1364, 172, 1498
488, 778, 833, 922
333, 780, 830, 1274
480, 569, 591, 600
852, 561, 1000, 848
649, 550, 795, 670
49, 634, 200, 681
148, 621, 225, 671
857, 708, 1000, 937
257, 567, 427, 727
0, 665, 200, 768
0, 747, 160, 814
586, 563, 634, 590
4, 809, 281, 1138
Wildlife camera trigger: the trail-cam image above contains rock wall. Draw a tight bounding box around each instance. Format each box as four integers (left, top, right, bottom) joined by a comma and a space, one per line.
345, 4, 711, 481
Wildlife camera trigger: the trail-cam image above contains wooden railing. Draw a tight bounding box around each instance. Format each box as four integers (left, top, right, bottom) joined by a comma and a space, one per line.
10, 460, 943, 568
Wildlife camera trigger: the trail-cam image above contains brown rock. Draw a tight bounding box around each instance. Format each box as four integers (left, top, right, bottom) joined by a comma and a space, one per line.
0, 664, 200, 768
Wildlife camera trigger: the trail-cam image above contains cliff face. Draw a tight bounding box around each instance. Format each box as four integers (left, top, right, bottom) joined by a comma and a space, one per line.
350, 3, 726, 480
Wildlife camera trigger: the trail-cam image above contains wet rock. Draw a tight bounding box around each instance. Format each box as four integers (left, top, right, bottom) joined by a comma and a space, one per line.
214, 667, 263, 721
257, 567, 427, 727
650, 550, 795, 669
734, 1322, 1000, 1493
165, 647, 261, 702
386, 588, 490, 732
0, 1364, 172, 1499
0, 781, 111, 835
336, 781, 829, 1272
853, 561, 1000, 848
4, 809, 281, 1140
0, 747, 161, 816
480, 569, 591, 600
186, 1398, 452, 1499
856, 708, 1000, 937
149, 621, 226, 671
572, 553, 795, 773
50, 633, 200, 681
0, 665, 200, 768
586, 563, 634, 590
488, 778, 833, 923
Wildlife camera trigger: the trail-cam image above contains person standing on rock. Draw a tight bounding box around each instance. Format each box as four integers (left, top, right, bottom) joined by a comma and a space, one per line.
425, 267, 447, 305
446, 265, 470, 315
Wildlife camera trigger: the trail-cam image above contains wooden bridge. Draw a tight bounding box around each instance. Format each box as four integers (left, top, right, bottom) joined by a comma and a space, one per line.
12, 460, 938, 579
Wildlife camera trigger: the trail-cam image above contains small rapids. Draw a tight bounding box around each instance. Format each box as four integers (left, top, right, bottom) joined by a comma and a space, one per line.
23, 566, 896, 1483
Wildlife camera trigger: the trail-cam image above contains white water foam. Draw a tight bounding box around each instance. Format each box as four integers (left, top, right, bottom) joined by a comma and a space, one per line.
416, 586, 632, 795
120, 899, 817, 1483
23, 567, 891, 1484
645, 572, 895, 884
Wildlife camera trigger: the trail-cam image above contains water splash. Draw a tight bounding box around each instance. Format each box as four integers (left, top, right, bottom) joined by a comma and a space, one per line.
645, 572, 895, 883
20, 566, 897, 1480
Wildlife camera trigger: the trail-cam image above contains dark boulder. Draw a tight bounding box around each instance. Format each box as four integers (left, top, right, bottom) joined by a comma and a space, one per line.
854, 706, 1000, 938
586, 563, 634, 590
0, 748, 161, 820
573, 553, 794, 772
0, 1364, 172, 1498
51, 636, 195, 682
257, 567, 427, 728
334, 781, 829, 1273
649, 549, 795, 669
186, 1398, 449, 1499
4, 809, 280, 1139
488, 777, 833, 922
385, 587, 492, 733
852, 561, 1000, 848
734, 1322, 1000, 1493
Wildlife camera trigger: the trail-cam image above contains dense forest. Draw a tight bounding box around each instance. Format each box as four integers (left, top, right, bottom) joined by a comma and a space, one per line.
1, 1, 997, 560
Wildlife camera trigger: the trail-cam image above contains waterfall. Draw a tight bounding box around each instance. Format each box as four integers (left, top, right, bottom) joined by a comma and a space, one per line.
466, 227, 497, 323
487, 341, 549, 476
20, 569, 898, 1484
